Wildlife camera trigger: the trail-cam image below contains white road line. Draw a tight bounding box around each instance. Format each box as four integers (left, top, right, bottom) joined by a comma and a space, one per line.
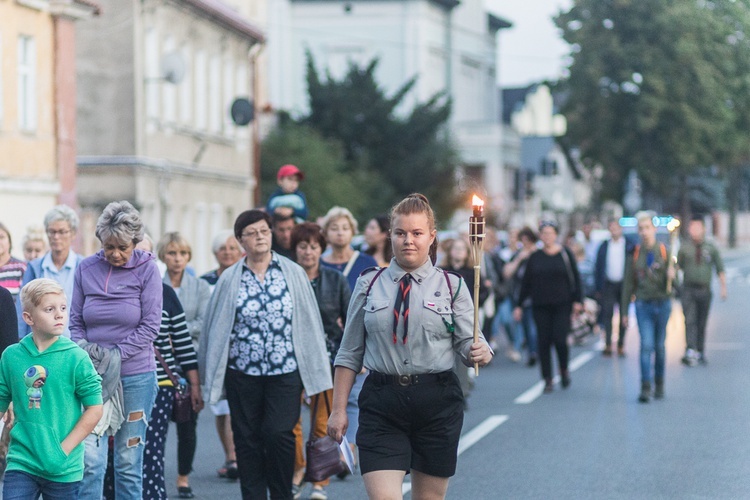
402, 414, 508, 496
514, 351, 596, 405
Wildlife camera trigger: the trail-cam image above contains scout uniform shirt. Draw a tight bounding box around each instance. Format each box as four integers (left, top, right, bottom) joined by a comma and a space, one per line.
335, 259, 486, 375
677, 239, 724, 288
621, 242, 671, 313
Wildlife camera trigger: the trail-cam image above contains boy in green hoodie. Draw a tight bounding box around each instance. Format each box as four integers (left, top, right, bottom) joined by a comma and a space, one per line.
0, 278, 102, 499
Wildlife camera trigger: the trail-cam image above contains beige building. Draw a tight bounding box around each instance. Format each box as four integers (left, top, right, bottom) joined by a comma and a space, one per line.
76, 0, 265, 272
0, 0, 99, 256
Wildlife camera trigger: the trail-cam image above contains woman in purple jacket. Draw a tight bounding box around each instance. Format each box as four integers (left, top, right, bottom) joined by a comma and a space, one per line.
70, 201, 162, 500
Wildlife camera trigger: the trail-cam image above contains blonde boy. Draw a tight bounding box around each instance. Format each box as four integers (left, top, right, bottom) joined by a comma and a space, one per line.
0, 279, 102, 498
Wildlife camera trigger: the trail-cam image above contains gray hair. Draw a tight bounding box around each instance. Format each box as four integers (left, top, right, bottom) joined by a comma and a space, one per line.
44, 205, 79, 232
322, 206, 359, 235
211, 229, 236, 254
95, 201, 145, 244
635, 210, 657, 226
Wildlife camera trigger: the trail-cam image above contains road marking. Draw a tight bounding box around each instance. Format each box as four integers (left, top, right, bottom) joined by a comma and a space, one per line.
514, 351, 596, 405
402, 414, 508, 496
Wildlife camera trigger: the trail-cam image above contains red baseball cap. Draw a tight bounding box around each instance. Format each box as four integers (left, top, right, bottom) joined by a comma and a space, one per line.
277, 164, 304, 181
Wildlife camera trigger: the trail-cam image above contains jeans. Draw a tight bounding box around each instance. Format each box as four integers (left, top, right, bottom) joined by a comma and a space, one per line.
492, 297, 519, 346
3, 470, 80, 500
635, 299, 672, 384
225, 369, 303, 500
79, 371, 158, 500
515, 305, 537, 356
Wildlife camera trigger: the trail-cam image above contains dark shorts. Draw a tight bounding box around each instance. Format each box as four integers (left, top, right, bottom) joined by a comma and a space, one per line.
356, 371, 464, 478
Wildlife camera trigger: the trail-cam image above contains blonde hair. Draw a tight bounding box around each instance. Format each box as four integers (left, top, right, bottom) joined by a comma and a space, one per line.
389, 193, 438, 264
322, 206, 359, 235
21, 279, 65, 313
23, 226, 47, 247
156, 232, 192, 262
635, 210, 657, 226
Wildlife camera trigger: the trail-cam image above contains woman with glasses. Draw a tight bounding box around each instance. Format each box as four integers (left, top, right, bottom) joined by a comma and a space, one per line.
200, 210, 332, 500
17, 205, 84, 337
514, 221, 583, 393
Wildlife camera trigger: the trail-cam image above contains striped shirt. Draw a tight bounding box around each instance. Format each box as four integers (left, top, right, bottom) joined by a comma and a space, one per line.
0, 258, 27, 298
155, 284, 198, 385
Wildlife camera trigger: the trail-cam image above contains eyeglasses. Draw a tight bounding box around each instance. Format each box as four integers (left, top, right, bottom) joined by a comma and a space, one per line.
241, 228, 271, 239
47, 229, 71, 237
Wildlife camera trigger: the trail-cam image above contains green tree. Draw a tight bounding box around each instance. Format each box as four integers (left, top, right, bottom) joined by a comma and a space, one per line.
260, 120, 384, 221
302, 52, 461, 220
555, 0, 738, 217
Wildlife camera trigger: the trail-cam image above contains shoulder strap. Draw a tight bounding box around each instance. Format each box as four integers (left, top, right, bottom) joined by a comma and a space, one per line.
559, 247, 576, 291
660, 243, 667, 261
633, 244, 640, 261
442, 269, 462, 306
342, 251, 360, 278
154, 349, 180, 386
364, 267, 387, 298
634, 243, 667, 262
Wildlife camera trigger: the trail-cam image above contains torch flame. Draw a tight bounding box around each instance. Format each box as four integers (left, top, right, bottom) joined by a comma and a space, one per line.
472, 195, 484, 207
667, 218, 681, 232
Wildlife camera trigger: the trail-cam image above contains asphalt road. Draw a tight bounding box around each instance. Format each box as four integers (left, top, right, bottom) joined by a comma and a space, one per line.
165, 249, 750, 499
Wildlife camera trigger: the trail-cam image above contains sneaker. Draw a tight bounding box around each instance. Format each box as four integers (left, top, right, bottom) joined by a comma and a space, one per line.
617, 346, 626, 358
682, 349, 698, 366
310, 487, 328, 500
506, 349, 521, 362
292, 483, 303, 500
526, 355, 537, 367
638, 382, 651, 403
602, 346, 613, 357
543, 379, 554, 393
561, 372, 571, 389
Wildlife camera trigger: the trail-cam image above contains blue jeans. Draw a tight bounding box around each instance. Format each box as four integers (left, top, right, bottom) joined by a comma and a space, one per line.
492, 297, 518, 346
635, 299, 672, 384
3, 470, 80, 500
514, 305, 537, 356
79, 371, 158, 500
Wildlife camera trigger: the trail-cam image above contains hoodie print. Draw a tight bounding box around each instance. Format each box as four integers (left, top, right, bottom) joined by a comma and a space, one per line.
24, 365, 48, 409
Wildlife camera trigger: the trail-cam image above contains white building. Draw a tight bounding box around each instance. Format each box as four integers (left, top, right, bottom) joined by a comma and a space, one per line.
267, 0, 512, 215
75, 0, 265, 272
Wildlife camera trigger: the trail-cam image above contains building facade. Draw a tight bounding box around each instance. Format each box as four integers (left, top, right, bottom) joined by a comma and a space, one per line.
0, 0, 99, 255
75, 0, 264, 272
266, 0, 511, 216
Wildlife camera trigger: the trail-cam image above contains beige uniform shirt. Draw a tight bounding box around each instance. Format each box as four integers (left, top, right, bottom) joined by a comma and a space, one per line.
334, 259, 488, 375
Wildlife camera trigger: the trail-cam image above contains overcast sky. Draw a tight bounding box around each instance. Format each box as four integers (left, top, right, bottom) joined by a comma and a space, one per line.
487, 0, 573, 88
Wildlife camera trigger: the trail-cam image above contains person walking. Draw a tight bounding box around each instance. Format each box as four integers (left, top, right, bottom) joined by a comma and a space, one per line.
328, 193, 492, 500
515, 221, 582, 393
677, 216, 726, 366
200, 210, 331, 500
504, 226, 539, 366
621, 211, 674, 403
594, 218, 630, 357
70, 201, 161, 499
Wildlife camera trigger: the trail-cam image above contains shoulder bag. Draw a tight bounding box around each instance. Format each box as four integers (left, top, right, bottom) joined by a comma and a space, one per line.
303, 392, 345, 483
154, 349, 193, 424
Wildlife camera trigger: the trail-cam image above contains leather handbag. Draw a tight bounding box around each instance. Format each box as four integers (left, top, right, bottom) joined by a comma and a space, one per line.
154, 349, 193, 424
303, 392, 345, 483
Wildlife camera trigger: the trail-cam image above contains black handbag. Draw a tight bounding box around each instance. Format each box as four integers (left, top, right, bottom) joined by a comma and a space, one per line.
154, 349, 193, 424
303, 392, 345, 483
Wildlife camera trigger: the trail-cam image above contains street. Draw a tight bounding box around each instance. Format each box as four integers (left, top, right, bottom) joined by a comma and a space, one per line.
165, 249, 750, 499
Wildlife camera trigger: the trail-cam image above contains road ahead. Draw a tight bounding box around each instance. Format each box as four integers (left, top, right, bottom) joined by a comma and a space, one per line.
165, 248, 750, 499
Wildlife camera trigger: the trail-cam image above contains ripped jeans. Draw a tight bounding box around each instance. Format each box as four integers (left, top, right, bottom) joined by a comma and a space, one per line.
79, 371, 158, 500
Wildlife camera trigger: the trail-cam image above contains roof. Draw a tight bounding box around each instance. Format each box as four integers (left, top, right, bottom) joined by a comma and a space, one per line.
501, 85, 536, 124
488, 13, 512, 32
73, 0, 101, 15
183, 0, 265, 43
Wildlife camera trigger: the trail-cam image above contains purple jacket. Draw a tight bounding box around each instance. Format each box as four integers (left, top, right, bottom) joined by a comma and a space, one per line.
70, 249, 162, 376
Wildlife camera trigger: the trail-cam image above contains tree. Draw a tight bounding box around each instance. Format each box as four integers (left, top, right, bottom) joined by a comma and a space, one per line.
555, 0, 739, 217
301, 52, 461, 220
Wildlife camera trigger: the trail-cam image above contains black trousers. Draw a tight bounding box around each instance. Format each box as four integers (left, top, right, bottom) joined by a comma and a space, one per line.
682, 285, 713, 353
599, 280, 626, 347
225, 369, 303, 500
176, 409, 198, 476
533, 303, 572, 380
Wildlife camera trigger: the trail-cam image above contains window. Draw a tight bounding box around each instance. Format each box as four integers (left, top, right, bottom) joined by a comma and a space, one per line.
179, 44, 193, 126
208, 55, 221, 133
195, 50, 207, 130
17, 35, 36, 131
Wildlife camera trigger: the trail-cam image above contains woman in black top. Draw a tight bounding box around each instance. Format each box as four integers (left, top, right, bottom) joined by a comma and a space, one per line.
0, 287, 17, 355
515, 221, 582, 393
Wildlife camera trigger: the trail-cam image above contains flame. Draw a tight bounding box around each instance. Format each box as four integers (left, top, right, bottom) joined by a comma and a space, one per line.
667, 218, 681, 232
472, 195, 484, 207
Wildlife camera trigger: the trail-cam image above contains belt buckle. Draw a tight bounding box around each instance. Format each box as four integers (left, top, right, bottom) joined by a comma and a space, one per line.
398, 375, 411, 386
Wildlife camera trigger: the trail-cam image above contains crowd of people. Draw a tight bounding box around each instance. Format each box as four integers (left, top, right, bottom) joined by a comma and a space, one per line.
0, 162, 728, 500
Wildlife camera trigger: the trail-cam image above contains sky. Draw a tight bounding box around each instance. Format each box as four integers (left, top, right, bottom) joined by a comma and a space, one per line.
486, 0, 573, 88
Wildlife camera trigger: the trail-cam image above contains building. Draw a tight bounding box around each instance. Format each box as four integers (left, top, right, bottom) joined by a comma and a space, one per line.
267, 0, 511, 216
75, 0, 264, 272
0, 0, 99, 254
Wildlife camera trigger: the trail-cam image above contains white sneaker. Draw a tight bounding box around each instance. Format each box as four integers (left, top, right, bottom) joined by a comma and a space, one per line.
310, 487, 328, 500
682, 349, 697, 366
506, 349, 521, 362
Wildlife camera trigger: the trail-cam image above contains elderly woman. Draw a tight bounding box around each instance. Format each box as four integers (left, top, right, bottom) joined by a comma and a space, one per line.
200, 229, 244, 480
0, 222, 26, 298
291, 222, 351, 500
156, 232, 210, 497
18, 205, 84, 337
320, 206, 378, 291
200, 210, 331, 500
70, 201, 161, 500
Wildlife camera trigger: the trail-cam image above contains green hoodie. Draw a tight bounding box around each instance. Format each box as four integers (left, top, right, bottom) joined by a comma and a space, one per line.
0, 335, 102, 482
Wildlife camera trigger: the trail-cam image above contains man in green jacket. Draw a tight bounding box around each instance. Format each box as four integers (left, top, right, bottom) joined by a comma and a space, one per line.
622, 211, 675, 403
677, 216, 726, 366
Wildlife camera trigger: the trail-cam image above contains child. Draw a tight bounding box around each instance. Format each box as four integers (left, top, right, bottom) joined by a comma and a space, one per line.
0, 279, 102, 498
266, 164, 309, 222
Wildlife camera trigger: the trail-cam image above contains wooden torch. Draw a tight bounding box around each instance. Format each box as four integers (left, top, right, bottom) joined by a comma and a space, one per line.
666, 217, 681, 294
469, 195, 485, 376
